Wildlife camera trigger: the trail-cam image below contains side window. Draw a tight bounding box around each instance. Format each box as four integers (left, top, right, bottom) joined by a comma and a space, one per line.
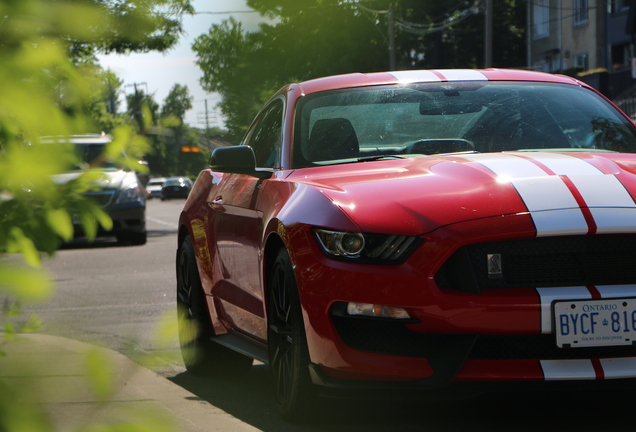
245, 99, 284, 169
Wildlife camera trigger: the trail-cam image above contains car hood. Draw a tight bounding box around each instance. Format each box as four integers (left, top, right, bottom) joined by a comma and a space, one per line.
292, 152, 636, 236
52, 169, 131, 190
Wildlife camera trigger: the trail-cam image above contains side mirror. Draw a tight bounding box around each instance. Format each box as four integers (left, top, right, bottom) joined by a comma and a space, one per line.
209, 146, 272, 179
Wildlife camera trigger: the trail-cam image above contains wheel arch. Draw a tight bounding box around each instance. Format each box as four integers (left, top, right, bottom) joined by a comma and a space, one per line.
177, 223, 190, 251
176, 221, 224, 336
263, 232, 286, 315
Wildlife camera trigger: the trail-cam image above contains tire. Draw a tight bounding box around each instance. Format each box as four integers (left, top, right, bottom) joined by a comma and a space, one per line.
176, 235, 253, 375
116, 231, 147, 246
268, 248, 316, 421
129, 231, 147, 245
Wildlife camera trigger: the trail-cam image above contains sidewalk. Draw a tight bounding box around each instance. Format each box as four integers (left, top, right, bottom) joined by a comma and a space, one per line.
0, 333, 261, 432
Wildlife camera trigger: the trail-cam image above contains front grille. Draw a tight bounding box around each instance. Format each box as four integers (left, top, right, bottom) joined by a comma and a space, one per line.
85, 191, 116, 208
332, 316, 636, 360
435, 235, 636, 293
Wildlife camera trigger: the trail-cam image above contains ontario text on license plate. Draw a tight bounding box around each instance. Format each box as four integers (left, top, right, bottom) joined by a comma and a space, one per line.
554, 298, 636, 348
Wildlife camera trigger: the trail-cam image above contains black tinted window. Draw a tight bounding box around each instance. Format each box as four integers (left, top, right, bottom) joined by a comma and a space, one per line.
245, 99, 284, 168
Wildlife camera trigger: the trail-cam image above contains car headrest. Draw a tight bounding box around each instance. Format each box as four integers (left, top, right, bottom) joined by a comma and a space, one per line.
307, 118, 359, 162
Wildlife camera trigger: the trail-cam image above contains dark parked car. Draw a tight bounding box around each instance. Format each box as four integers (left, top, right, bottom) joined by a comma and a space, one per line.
161, 177, 192, 200
48, 134, 147, 245
176, 69, 636, 419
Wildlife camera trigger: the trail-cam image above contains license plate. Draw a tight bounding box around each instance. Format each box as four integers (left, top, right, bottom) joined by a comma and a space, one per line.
554, 298, 636, 348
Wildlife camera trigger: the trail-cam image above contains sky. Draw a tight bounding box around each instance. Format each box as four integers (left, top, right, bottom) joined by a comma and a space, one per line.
97, 0, 267, 129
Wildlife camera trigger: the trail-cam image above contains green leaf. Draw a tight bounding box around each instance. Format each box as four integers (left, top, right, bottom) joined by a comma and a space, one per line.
8, 227, 41, 268
46, 208, 73, 241
3, 299, 22, 318
21, 314, 44, 333
80, 210, 98, 241
93, 207, 113, 231
0, 264, 53, 303
84, 349, 114, 400
4, 321, 16, 340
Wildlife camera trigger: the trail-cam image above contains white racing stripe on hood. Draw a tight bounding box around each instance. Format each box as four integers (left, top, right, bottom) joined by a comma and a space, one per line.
457, 153, 636, 236
526, 153, 636, 231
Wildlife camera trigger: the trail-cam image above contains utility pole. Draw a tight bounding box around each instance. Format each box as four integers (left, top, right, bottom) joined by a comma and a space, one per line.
484, 0, 493, 68
124, 82, 148, 131
197, 99, 218, 135
107, 82, 117, 114
204, 99, 210, 133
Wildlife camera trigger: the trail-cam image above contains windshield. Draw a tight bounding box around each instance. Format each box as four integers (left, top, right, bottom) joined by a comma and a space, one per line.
164, 178, 190, 187
293, 81, 636, 168
73, 144, 119, 171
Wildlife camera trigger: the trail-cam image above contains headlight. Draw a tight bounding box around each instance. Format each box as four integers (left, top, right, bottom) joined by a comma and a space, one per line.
313, 228, 422, 264
116, 184, 143, 204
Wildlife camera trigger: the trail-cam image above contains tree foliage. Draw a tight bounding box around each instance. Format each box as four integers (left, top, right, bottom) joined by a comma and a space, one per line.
161, 84, 193, 125
193, 0, 526, 137
392, 0, 526, 69
121, 84, 206, 178
88, 69, 129, 133
66, 0, 195, 58
0, 0, 186, 428
193, 17, 267, 137
127, 88, 160, 133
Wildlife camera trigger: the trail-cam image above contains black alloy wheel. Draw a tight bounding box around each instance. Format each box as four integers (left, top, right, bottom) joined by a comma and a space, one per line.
176, 235, 252, 375
268, 248, 316, 421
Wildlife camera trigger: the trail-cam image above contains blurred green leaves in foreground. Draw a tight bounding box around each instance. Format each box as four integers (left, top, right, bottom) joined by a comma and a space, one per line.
0, 0, 190, 430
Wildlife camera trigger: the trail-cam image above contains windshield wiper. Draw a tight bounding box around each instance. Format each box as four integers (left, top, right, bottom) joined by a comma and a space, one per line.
357, 155, 406, 162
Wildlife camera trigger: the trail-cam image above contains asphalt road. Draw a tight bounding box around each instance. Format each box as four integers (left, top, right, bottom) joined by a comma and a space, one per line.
22, 199, 636, 431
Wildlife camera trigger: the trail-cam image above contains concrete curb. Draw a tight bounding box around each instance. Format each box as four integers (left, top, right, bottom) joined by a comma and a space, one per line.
0, 333, 260, 432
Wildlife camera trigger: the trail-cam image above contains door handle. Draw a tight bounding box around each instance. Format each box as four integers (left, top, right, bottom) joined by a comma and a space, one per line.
208, 196, 224, 212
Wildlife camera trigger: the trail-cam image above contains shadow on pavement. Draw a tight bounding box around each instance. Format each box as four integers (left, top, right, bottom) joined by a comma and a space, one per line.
147, 229, 178, 238
58, 229, 175, 250
59, 238, 123, 249
168, 364, 636, 432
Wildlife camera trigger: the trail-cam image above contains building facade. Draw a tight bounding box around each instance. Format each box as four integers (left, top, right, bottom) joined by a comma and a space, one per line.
528, 0, 636, 100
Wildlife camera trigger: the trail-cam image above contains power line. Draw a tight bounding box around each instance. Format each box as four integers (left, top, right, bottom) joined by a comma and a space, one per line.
357, 1, 485, 36
195, 10, 260, 15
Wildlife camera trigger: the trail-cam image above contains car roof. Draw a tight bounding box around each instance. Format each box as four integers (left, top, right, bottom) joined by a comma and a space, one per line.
291, 69, 585, 96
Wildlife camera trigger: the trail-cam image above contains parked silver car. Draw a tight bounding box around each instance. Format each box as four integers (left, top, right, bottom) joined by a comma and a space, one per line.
146, 177, 166, 199
48, 134, 147, 245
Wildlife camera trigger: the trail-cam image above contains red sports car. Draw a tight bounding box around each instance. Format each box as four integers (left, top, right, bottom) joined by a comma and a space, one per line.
176, 69, 636, 419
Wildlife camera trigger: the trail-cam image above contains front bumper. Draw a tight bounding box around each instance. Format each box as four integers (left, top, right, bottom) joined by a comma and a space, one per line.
288, 214, 636, 389
308, 363, 636, 399
73, 200, 145, 238
106, 200, 146, 235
